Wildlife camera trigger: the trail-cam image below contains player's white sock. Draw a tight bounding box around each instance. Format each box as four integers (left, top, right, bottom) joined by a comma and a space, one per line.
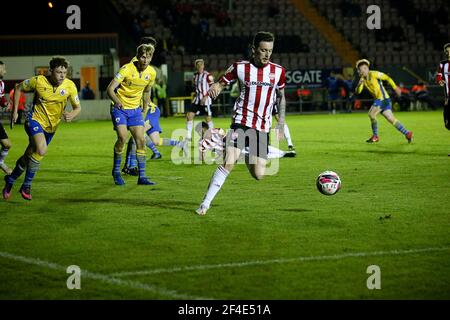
202, 165, 229, 208
207, 120, 214, 129
0, 148, 9, 164
268, 146, 285, 159
186, 120, 193, 140
284, 124, 293, 146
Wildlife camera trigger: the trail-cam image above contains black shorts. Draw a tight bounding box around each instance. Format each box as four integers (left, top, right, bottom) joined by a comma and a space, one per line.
0, 122, 8, 140
225, 123, 269, 160
186, 103, 212, 116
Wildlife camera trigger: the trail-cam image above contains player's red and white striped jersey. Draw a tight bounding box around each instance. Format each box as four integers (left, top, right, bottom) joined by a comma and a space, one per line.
437, 60, 450, 104
0, 80, 7, 107
220, 60, 286, 132
193, 71, 213, 105
199, 128, 226, 157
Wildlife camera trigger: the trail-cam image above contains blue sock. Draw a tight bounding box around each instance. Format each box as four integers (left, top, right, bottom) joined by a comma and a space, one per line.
371, 119, 378, 136
125, 139, 137, 168
113, 152, 122, 175
394, 121, 409, 135
146, 140, 160, 155
136, 150, 146, 178
130, 152, 138, 168
23, 156, 40, 187
161, 138, 178, 147
8, 156, 27, 184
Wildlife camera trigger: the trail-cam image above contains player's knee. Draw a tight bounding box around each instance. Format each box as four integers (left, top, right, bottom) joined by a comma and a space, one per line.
224, 163, 234, 172
2, 139, 12, 149
36, 147, 47, 157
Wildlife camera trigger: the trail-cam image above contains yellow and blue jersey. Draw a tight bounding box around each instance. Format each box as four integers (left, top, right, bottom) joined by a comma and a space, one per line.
355, 70, 397, 100
21, 76, 80, 133
113, 61, 156, 109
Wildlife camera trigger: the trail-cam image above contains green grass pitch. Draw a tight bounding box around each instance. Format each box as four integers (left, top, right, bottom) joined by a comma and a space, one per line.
0, 111, 449, 299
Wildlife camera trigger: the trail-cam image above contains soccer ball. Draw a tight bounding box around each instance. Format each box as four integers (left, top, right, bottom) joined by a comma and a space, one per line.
316, 171, 341, 196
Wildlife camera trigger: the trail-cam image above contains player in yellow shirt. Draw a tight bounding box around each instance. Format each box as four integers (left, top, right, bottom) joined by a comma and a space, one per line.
355, 59, 413, 143
107, 43, 156, 185
3, 57, 81, 200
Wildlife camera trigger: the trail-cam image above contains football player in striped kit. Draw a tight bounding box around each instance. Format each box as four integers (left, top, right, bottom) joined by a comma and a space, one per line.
185, 59, 214, 141
196, 31, 287, 215
436, 43, 450, 156
437, 43, 450, 130
0, 61, 12, 175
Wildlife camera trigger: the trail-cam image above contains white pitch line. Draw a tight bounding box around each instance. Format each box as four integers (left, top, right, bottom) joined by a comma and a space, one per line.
111, 246, 450, 278
0, 251, 211, 300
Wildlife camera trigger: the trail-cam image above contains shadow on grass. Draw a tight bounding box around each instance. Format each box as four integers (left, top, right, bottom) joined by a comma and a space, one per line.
53, 198, 199, 213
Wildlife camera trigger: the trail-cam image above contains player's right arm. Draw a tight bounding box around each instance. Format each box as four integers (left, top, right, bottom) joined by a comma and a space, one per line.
209, 63, 237, 99
12, 77, 37, 126
355, 76, 365, 94
107, 65, 128, 108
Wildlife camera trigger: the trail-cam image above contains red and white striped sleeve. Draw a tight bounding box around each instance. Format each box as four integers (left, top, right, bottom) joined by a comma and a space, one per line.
220, 63, 237, 85
277, 67, 286, 90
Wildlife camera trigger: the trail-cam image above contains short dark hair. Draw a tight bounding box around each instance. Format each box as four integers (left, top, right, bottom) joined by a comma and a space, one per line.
140, 36, 157, 48
0, 61, 4, 65
252, 31, 275, 48
49, 57, 69, 70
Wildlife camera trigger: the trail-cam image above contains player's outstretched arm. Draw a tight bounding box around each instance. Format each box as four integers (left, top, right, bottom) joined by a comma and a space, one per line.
208, 82, 226, 99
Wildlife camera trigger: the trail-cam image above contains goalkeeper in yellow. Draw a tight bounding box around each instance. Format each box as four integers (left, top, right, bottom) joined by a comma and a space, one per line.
355, 59, 413, 143
3, 57, 81, 200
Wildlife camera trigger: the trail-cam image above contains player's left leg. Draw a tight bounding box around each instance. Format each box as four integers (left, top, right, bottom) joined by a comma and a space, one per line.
205, 103, 214, 129
18, 132, 50, 200
382, 109, 413, 143
129, 125, 155, 185
444, 101, 450, 130
0, 138, 12, 175
246, 155, 267, 180
366, 105, 381, 142
122, 137, 139, 176
0, 123, 12, 174
283, 123, 294, 150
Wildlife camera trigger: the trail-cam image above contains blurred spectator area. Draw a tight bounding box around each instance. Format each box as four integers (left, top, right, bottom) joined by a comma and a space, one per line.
111, 0, 339, 71
310, 0, 450, 69
112, 0, 449, 72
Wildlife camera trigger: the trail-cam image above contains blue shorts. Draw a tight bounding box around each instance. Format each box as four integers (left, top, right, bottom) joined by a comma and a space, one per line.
145, 106, 162, 135
373, 99, 392, 112
111, 106, 144, 127
25, 118, 55, 145
328, 93, 339, 101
